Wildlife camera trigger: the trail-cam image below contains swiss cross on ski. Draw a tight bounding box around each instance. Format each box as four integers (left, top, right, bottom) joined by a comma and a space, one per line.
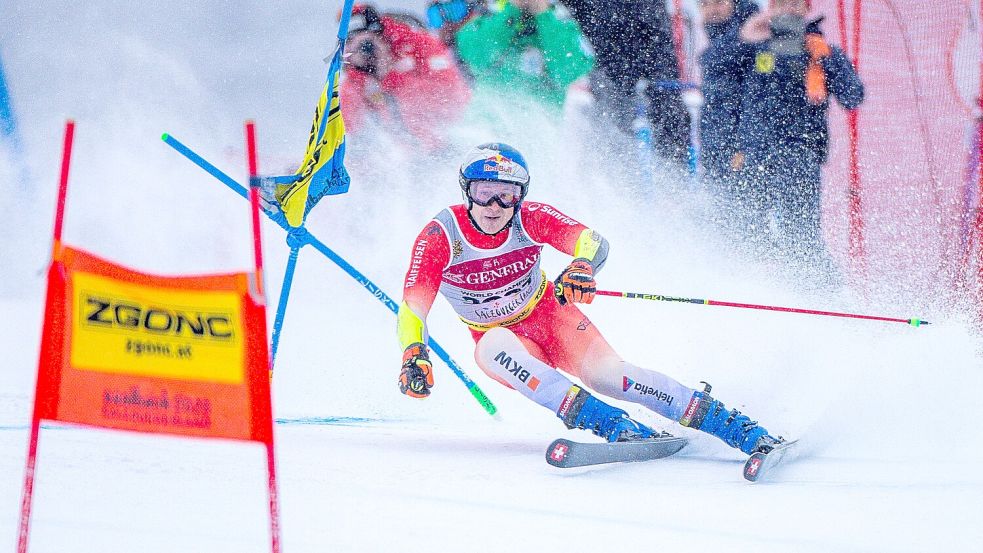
549, 442, 569, 462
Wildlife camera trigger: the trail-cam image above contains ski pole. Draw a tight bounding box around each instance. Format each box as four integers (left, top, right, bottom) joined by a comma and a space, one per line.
161, 133, 499, 416
596, 290, 930, 327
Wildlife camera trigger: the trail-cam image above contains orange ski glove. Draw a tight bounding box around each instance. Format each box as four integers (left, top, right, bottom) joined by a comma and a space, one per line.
399, 343, 434, 398
553, 259, 596, 306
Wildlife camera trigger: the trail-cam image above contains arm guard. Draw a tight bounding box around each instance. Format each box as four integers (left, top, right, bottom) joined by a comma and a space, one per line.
397, 301, 428, 351
573, 229, 609, 273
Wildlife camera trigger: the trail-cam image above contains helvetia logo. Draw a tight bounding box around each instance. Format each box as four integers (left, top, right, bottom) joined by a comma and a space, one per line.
630, 382, 674, 406
623, 376, 634, 392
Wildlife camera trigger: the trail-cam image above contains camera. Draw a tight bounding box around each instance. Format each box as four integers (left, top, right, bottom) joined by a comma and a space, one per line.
353, 38, 378, 74
358, 38, 376, 57
769, 14, 806, 55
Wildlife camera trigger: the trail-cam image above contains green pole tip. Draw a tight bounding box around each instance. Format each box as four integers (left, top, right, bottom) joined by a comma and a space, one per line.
161, 133, 169, 141
469, 385, 497, 416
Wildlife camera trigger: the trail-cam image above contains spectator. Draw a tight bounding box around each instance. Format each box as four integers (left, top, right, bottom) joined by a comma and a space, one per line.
697, 0, 759, 188
454, 0, 594, 111
340, 4, 471, 151
735, 0, 864, 268
425, 0, 489, 51
565, 0, 692, 167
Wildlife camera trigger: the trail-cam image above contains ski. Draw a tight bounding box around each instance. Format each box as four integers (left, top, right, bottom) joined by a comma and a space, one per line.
743, 439, 798, 482
546, 435, 687, 468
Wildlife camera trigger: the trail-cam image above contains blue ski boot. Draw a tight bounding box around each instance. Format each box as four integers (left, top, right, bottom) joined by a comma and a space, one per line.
679, 383, 779, 454
557, 386, 654, 442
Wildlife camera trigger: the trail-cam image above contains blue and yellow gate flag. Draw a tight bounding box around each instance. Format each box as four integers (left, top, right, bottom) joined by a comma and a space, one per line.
271, 0, 355, 228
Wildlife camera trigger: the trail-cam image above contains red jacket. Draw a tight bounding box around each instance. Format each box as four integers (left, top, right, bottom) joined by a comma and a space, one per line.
340, 17, 470, 150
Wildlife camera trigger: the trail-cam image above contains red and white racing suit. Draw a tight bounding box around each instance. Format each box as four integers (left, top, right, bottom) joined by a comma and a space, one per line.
398, 203, 693, 421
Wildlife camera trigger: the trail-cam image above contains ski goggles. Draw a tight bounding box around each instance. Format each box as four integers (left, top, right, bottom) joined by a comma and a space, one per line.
426, 0, 473, 30
466, 180, 525, 208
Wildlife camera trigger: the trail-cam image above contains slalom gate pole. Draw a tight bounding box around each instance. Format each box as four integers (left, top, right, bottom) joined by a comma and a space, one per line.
16, 418, 40, 553
269, 245, 301, 370
20, 119, 77, 553
0, 53, 30, 192
977, 0, 983, 327
245, 121, 282, 553
52, 120, 75, 247
246, 118, 298, 375
245, 121, 266, 297
596, 290, 929, 327
161, 133, 498, 416
837, 0, 866, 279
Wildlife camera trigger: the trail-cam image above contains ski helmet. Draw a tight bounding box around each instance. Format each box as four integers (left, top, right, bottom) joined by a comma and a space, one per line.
458, 143, 530, 209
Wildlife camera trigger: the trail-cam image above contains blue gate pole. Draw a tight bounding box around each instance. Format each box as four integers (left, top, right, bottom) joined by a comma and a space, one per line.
0, 54, 29, 193
270, 244, 302, 369
0, 55, 19, 145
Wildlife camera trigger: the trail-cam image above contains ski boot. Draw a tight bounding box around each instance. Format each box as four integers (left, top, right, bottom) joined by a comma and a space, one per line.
557, 386, 654, 442
679, 382, 780, 455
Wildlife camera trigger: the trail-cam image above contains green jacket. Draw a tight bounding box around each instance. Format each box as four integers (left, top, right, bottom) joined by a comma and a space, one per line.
455, 2, 595, 108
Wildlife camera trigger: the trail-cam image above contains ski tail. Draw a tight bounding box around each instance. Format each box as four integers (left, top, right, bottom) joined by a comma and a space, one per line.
744, 439, 799, 482
546, 435, 687, 468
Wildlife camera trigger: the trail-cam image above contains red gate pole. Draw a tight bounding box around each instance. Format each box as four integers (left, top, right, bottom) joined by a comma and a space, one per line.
19, 119, 77, 553
266, 442, 281, 553
838, 0, 865, 282
672, 0, 686, 80
52, 120, 75, 249
245, 120, 265, 298
17, 419, 41, 553
976, 0, 983, 327
244, 121, 281, 553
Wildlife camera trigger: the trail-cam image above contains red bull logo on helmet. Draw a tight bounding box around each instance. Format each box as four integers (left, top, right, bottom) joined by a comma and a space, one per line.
482, 154, 527, 183
461, 143, 530, 186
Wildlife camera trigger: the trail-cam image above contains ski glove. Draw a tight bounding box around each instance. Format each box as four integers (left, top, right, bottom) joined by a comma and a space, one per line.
554, 259, 596, 305
399, 343, 434, 398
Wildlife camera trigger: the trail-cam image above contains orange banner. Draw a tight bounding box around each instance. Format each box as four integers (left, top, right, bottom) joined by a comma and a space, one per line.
33, 245, 273, 444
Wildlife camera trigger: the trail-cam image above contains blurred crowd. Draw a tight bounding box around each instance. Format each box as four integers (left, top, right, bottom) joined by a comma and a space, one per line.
339, 0, 863, 271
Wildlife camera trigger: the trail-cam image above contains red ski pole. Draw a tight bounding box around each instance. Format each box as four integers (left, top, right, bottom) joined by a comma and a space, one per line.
595, 290, 929, 327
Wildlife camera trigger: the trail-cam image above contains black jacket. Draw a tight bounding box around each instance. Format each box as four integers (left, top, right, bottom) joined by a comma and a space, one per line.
699, 0, 759, 174
739, 17, 865, 163
565, 0, 692, 164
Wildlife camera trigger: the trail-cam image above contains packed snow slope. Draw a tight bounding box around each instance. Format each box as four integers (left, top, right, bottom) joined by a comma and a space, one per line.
1, 2, 980, 552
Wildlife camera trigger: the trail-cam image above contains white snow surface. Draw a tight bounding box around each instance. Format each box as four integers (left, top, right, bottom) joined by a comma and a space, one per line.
1, 2, 981, 552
